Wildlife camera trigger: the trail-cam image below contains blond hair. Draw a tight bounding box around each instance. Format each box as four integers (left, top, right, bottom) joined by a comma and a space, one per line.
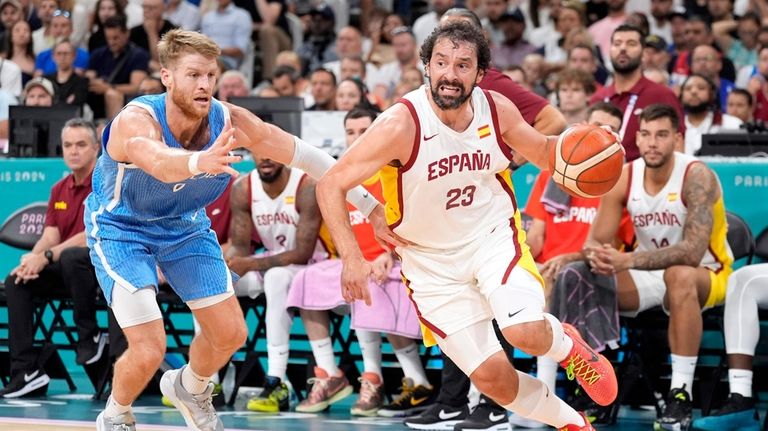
157, 29, 221, 69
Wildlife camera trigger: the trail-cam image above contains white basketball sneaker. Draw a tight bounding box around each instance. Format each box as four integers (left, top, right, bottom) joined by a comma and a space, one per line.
160, 366, 223, 431
96, 410, 136, 431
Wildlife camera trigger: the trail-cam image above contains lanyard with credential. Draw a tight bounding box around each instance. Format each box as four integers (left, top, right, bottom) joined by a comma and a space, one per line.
618, 94, 638, 141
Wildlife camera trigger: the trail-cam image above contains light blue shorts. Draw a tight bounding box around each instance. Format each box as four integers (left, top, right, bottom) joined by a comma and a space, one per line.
87, 226, 237, 305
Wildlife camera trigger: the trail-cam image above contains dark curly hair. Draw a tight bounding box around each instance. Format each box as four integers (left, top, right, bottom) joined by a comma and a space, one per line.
639, 104, 680, 132
419, 20, 490, 73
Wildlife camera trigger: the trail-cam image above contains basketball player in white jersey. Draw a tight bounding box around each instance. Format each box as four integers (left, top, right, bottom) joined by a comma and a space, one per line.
316, 21, 619, 431
226, 157, 329, 413
583, 104, 733, 431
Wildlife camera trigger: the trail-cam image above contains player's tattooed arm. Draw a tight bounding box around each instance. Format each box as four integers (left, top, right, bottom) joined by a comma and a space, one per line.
227, 175, 253, 259
246, 180, 323, 272
629, 163, 717, 270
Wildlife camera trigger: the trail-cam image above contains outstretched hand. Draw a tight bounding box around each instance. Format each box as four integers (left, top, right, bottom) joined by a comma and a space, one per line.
197, 126, 242, 177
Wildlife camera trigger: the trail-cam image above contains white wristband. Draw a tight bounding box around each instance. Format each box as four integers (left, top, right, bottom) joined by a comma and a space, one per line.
348, 185, 379, 218
188, 152, 202, 176
290, 136, 380, 216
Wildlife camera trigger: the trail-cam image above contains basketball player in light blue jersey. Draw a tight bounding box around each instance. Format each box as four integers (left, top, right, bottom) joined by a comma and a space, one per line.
88, 29, 384, 431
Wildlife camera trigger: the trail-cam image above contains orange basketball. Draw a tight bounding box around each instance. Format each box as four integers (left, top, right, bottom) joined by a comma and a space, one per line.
548, 124, 624, 198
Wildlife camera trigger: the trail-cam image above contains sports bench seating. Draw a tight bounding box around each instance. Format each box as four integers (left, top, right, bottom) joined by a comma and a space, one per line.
231, 295, 443, 406
0, 203, 444, 403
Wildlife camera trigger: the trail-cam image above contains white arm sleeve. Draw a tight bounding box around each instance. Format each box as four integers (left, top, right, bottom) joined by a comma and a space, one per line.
289, 136, 380, 217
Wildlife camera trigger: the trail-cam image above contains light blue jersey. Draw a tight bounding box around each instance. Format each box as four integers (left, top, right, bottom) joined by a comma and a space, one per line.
87, 94, 231, 237
85, 94, 236, 304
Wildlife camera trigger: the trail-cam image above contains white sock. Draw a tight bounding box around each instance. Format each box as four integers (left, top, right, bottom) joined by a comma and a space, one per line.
264, 267, 293, 376
504, 370, 584, 428
356, 330, 382, 378
670, 354, 697, 398
267, 343, 290, 380
395, 343, 430, 387
181, 365, 211, 395
310, 337, 339, 376
103, 396, 131, 418
543, 314, 573, 362
264, 268, 294, 379
536, 356, 558, 393
729, 369, 753, 397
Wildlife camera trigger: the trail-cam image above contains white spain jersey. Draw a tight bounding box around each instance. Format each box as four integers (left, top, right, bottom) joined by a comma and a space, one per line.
249, 168, 332, 257
379, 85, 525, 250
626, 152, 733, 272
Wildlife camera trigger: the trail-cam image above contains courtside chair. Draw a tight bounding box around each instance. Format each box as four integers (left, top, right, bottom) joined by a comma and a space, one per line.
725, 211, 755, 265
0, 202, 76, 390
755, 227, 768, 262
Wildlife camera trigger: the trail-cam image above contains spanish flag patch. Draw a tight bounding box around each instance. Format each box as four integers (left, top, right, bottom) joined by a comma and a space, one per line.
667, 192, 678, 202
478, 124, 491, 139
285, 196, 295, 204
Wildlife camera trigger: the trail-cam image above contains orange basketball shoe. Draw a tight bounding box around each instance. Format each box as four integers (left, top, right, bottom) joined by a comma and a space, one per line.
559, 323, 618, 406
558, 412, 597, 431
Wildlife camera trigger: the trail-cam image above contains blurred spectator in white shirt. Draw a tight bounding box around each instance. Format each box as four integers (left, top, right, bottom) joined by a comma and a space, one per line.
371, 26, 421, 103
200, 0, 251, 70
413, 0, 456, 45
164, 0, 200, 30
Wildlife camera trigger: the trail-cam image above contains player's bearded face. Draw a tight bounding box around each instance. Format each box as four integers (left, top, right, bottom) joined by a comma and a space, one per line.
257, 159, 284, 183
638, 120, 677, 169
427, 39, 480, 110
170, 82, 211, 119
429, 75, 473, 110
167, 55, 218, 119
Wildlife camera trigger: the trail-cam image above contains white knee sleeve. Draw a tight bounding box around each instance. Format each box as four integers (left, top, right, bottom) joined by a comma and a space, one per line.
436, 320, 502, 376
111, 286, 162, 328
489, 268, 546, 330
724, 265, 768, 355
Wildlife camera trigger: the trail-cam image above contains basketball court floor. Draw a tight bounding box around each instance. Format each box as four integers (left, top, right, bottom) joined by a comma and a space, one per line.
0, 370, 704, 431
